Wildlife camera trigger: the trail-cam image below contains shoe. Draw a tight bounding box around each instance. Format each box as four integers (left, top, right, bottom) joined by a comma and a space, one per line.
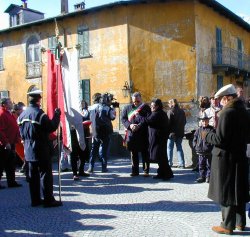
192, 167, 199, 172
130, 173, 139, 177
206, 177, 210, 183
212, 226, 233, 235
73, 175, 79, 181
86, 168, 94, 173
236, 225, 245, 231
143, 173, 150, 177
102, 168, 108, 173
8, 182, 22, 188
19, 168, 25, 173
78, 172, 90, 177
196, 177, 206, 183
177, 165, 185, 169
43, 200, 62, 208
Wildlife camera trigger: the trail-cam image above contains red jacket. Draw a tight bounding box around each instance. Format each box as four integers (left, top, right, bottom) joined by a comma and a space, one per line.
0, 107, 20, 146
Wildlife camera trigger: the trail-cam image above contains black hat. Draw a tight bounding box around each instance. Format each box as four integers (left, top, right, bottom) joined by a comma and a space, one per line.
199, 113, 211, 120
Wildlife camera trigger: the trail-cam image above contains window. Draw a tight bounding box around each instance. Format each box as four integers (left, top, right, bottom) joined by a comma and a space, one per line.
48, 36, 57, 54
0, 91, 9, 99
217, 75, 223, 90
78, 27, 89, 58
237, 38, 243, 68
216, 27, 222, 64
79, 79, 90, 105
0, 43, 3, 70
26, 36, 41, 78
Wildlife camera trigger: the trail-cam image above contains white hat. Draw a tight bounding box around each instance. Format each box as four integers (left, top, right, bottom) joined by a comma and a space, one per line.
214, 84, 237, 99
27, 87, 43, 96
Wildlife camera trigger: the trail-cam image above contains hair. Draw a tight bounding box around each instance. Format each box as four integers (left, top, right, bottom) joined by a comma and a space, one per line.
169, 98, 179, 108
0, 98, 10, 106
81, 99, 88, 109
92, 93, 101, 104
151, 98, 163, 109
132, 92, 141, 98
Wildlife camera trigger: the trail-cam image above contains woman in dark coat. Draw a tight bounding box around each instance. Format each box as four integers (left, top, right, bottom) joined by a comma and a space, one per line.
139, 98, 173, 180
204, 85, 250, 234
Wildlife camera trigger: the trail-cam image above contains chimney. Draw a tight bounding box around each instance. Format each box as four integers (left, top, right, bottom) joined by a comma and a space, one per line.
74, 2, 85, 11
21, 0, 27, 8
61, 0, 68, 14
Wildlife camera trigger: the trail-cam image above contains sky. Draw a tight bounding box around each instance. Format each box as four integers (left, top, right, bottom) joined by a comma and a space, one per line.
0, 0, 250, 30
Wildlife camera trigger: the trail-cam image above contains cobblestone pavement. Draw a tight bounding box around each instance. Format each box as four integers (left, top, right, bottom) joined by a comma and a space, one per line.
0, 158, 249, 237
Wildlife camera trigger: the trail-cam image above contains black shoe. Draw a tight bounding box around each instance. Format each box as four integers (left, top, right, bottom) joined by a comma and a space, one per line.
8, 182, 22, 188
196, 177, 206, 183
192, 167, 199, 172
206, 177, 210, 183
78, 172, 90, 177
130, 173, 139, 177
177, 165, 185, 169
43, 200, 63, 208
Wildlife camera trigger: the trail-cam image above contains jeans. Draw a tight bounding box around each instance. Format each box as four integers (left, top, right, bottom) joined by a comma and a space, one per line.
89, 136, 110, 170
167, 137, 185, 167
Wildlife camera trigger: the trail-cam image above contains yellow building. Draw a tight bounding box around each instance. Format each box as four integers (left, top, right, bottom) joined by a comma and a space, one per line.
0, 0, 249, 132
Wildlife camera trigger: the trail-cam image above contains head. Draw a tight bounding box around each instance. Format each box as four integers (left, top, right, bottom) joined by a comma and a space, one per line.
236, 87, 244, 98
13, 102, 25, 116
201, 118, 209, 127
214, 84, 237, 107
132, 92, 142, 106
168, 98, 178, 108
0, 98, 13, 111
92, 93, 101, 104
150, 98, 163, 112
81, 100, 88, 109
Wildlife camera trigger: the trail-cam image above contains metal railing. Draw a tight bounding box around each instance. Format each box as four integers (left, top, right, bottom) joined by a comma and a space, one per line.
211, 47, 250, 72
26, 62, 41, 78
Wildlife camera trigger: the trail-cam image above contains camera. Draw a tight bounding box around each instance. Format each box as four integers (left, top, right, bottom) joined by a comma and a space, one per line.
100, 93, 120, 108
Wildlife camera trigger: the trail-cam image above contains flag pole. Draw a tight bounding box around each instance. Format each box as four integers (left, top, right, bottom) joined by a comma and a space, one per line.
55, 18, 62, 202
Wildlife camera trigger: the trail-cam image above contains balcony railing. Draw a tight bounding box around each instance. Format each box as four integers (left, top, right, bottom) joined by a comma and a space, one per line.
26, 62, 41, 78
211, 47, 250, 73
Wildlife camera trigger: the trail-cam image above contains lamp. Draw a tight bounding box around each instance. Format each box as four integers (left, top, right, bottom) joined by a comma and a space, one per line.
122, 81, 131, 97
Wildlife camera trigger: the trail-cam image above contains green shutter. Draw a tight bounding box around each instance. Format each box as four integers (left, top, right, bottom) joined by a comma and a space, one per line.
81, 80, 90, 105
78, 29, 89, 57
0, 43, 3, 70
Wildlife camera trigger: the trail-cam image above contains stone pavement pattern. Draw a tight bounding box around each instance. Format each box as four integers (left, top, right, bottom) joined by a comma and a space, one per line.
0, 158, 249, 237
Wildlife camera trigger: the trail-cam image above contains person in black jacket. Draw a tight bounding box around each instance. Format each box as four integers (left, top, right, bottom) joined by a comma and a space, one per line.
202, 84, 250, 235
17, 88, 62, 208
193, 113, 215, 183
138, 98, 173, 180
122, 92, 151, 177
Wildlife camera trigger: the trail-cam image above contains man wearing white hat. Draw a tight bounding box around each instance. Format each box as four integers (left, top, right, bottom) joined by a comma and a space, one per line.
18, 87, 62, 207
202, 84, 250, 234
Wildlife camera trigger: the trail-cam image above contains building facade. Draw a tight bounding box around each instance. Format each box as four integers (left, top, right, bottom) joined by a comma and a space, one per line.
0, 0, 249, 131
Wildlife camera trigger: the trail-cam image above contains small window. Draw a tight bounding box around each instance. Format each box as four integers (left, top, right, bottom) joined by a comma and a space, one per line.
78, 27, 89, 58
217, 75, 223, 90
79, 79, 90, 105
26, 36, 40, 63
48, 36, 57, 54
0, 43, 3, 70
0, 90, 9, 99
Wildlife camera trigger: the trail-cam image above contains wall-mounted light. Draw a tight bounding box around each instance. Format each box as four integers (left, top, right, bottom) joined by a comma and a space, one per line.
122, 81, 131, 97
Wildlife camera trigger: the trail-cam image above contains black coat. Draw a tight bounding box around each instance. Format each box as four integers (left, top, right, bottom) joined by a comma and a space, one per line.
205, 98, 250, 206
121, 103, 151, 151
142, 109, 169, 162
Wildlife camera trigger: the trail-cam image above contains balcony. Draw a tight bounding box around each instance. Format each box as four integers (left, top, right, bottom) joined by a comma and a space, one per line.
26, 62, 41, 78
211, 47, 250, 77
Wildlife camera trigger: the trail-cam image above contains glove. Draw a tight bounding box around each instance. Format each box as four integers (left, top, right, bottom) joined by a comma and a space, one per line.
5, 143, 11, 150
54, 108, 61, 116
169, 133, 176, 140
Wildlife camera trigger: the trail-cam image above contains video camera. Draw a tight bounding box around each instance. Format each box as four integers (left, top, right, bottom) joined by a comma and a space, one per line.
100, 93, 120, 108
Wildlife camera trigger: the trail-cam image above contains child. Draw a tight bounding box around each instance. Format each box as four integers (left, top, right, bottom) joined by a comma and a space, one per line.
193, 113, 215, 183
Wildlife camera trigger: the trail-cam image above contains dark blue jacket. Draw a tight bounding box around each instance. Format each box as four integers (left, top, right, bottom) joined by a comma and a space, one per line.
193, 125, 214, 155
17, 104, 60, 161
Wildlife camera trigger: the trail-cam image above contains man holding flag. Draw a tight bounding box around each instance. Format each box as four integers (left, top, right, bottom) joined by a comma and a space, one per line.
122, 92, 151, 177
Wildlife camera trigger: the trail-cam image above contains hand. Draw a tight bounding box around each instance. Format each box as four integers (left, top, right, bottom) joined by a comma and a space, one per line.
169, 133, 176, 139
201, 131, 207, 140
54, 108, 61, 116
129, 124, 137, 131
5, 143, 11, 150
132, 124, 139, 132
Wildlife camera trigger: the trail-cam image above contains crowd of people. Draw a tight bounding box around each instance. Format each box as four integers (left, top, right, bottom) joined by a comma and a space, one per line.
0, 84, 249, 235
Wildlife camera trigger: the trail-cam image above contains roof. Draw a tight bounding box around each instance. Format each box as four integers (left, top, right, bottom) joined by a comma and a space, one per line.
4, 4, 44, 15
0, 0, 249, 33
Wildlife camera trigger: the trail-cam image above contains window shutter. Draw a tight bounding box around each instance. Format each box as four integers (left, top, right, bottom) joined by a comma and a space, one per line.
78, 28, 89, 57
81, 80, 90, 105
0, 43, 3, 70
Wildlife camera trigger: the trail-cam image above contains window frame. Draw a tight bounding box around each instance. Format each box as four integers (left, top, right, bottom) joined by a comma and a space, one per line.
77, 27, 90, 58
79, 79, 90, 105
